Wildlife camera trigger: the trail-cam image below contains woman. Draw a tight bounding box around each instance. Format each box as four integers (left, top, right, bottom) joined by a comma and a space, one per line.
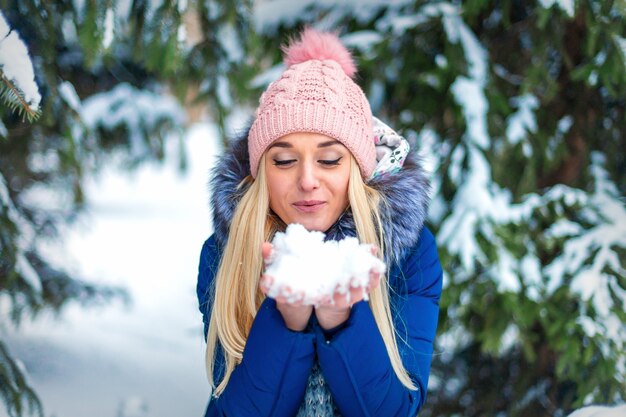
196, 28, 443, 417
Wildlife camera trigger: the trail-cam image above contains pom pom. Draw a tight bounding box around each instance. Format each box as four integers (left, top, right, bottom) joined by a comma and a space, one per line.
282, 27, 357, 78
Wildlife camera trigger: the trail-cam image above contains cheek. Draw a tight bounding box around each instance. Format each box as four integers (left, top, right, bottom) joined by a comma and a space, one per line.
267, 174, 289, 207
335, 170, 350, 207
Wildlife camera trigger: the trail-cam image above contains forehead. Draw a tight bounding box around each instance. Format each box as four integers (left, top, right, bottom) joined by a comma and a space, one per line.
267, 132, 346, 150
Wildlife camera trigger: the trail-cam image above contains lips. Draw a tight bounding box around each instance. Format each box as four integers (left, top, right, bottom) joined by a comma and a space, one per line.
293, 200, 326, 213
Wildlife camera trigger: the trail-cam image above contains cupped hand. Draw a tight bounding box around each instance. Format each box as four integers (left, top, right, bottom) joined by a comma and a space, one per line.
259, 242, 312, 331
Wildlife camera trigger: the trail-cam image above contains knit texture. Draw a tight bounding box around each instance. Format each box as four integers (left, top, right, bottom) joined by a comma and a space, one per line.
248, 28, 375, 178
295, 359, 341, 417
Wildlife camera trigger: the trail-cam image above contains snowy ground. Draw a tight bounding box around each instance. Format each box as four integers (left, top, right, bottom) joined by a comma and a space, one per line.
1, 123, 222, 417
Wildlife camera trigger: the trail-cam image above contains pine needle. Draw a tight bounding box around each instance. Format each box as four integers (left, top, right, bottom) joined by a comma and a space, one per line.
0, 72, 41, 122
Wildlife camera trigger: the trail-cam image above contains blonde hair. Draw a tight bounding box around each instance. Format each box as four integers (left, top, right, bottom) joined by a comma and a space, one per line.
205, 155, 416, 395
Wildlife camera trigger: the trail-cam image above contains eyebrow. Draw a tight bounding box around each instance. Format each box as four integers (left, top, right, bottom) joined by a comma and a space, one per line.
267, 140, 341, 150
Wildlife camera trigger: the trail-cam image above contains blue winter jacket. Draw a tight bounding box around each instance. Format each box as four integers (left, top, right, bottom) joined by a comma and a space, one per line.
196, 130, 442, 417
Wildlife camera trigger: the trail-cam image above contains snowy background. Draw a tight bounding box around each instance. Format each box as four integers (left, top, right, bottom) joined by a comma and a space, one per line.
1, 123, 221, 417
2, 1, 625, 416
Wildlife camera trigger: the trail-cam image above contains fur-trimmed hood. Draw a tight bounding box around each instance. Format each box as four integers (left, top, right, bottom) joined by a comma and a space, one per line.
209, 127, 431, 266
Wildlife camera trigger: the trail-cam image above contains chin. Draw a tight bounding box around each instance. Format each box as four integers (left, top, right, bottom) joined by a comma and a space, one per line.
290, 217, 330, 233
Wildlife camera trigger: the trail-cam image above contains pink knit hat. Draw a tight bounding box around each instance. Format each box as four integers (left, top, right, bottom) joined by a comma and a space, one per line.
248, 28, 376, 178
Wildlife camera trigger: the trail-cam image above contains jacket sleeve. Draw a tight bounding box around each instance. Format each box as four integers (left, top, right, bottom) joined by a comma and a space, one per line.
197, 235, 316, 417
314, 226, 443, 417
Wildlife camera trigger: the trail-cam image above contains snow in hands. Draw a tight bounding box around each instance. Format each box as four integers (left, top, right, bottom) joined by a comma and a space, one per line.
263, 224, 385, 306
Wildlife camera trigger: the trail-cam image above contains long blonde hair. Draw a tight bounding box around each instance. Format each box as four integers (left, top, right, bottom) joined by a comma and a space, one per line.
205, 155, 416, 395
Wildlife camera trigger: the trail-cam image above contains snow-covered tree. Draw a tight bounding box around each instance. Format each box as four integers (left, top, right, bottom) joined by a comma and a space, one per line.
0, 1, 253, 415
2, 1, 624, 416
245, 1, 625, 416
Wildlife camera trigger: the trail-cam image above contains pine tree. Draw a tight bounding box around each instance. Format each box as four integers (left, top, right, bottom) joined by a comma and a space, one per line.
2, 1, 624, 416
244, 1, 625, 416
0, 1, 254, 415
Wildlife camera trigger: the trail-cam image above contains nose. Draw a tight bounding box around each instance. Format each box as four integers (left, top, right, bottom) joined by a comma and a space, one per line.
298, 163, 320, 192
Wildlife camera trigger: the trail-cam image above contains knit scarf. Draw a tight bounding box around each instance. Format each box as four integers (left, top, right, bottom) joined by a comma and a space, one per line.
295, 359, 341, 417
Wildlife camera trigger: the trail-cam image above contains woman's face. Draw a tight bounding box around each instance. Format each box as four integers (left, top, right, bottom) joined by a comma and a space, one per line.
264, 132, 351, 232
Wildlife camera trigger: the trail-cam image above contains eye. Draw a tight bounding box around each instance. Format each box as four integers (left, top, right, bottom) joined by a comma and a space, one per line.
319, 157, 342, 166
273, 159, 296, 166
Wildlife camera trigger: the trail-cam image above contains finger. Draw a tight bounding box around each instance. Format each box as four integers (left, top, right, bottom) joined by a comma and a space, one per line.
349, 286, 364, 305
333, 290, 350, 309
261, 242, 274, 264
283, 286, 293, 297
277, 291, 305, 306
365, 269, 380, 288
369, 271, 381, 290
295, 291, 306, 305
315, 294, 333, 307
285, 290, 303, 306
259, 275, 273, 294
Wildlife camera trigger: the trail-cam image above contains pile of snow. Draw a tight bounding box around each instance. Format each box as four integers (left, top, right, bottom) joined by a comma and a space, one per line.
264, 224, 385, 305
567, 404, 626, 417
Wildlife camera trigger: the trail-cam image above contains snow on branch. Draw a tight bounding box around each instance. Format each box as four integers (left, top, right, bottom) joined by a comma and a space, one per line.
429, 6, 625, 344
546, 154, 626, 348
538, 0, 576, 17
253, 0, 409, 33
506, 94, 539, 157
80, 83, 185, 159
0, 173, 43, 295
419, 3, 625, 357
0, 11, 41, 119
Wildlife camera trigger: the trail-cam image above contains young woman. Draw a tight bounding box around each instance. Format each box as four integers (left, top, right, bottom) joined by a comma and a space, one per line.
196, 28, 443, 417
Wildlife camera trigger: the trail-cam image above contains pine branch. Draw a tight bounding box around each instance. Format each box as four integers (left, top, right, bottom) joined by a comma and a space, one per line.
0, 72, 40, 122
0, 340, 44, 417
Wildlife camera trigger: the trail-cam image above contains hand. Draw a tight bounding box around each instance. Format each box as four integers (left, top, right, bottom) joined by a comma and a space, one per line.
259, 242, 313, 331
315, 247, 382, 330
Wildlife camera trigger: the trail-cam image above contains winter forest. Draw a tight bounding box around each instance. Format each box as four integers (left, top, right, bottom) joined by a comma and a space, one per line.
1, 0, 625, 417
